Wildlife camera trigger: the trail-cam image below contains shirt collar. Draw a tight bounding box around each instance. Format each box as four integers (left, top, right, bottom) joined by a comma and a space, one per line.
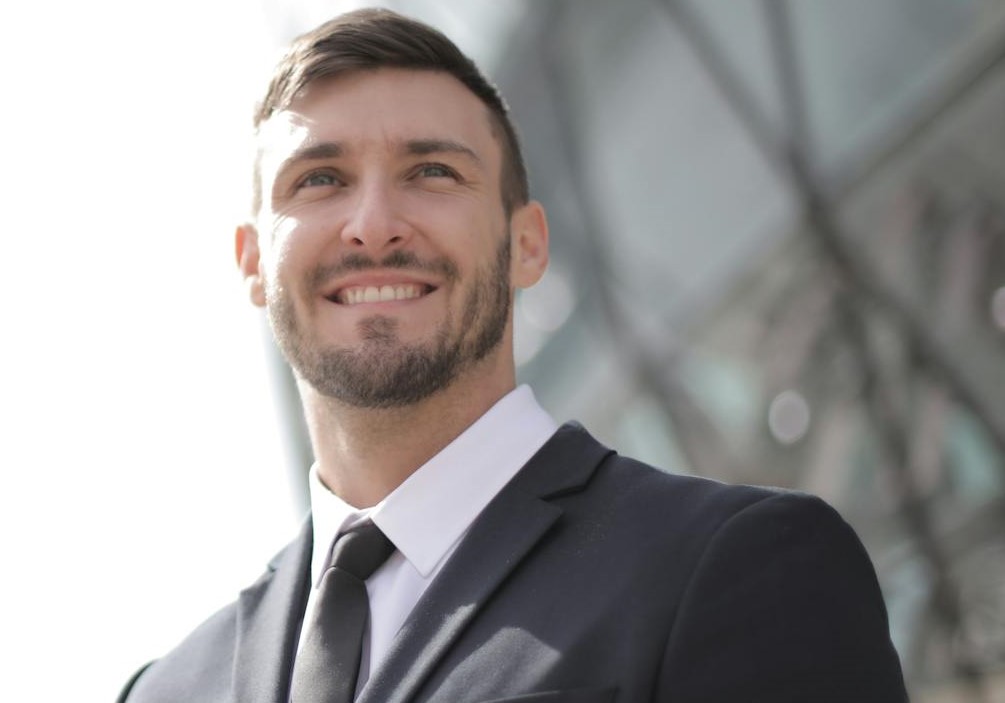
308, 470, 372, 587
308, 385, 557, 584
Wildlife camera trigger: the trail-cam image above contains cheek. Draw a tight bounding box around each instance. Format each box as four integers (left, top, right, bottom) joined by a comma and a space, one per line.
258, 226, 294, 286
268, 218, 298, 266
263, 212, 328, 281
407, 189, 491, 225
410, 198, 503, 256
271, 199, 349, 252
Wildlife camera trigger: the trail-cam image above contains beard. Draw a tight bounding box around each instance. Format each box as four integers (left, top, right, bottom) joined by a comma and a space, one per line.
267, 237, 512, 409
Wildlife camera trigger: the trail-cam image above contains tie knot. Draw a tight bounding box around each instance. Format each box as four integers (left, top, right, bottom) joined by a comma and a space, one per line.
329, 522, 395, 581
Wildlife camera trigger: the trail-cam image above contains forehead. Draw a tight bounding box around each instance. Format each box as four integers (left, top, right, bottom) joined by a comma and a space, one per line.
257, 68, 501, 172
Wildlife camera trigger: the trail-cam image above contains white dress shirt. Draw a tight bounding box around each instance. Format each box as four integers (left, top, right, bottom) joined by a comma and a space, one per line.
297, 385, 558, 694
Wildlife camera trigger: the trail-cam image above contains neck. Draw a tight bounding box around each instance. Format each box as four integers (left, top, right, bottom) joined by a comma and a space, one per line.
300, 359, 515, 508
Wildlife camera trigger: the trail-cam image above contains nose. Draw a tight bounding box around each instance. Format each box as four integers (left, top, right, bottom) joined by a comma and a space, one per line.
339, 179, 412, 256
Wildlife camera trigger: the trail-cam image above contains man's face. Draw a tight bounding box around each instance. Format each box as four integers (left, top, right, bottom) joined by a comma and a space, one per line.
242, 69, 534, 408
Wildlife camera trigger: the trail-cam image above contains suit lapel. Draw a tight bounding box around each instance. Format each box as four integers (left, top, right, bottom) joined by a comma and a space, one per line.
232, 517, 313, 703
359, 423, 614, 703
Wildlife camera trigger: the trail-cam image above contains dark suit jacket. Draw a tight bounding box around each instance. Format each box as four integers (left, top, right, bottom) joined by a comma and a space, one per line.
119, 423, 908, 702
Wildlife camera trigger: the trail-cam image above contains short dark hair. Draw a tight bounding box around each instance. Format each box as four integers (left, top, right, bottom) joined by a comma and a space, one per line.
252, 8, 529, 216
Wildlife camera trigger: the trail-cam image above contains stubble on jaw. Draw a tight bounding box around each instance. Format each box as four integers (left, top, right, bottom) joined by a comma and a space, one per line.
268, 235, 512, 409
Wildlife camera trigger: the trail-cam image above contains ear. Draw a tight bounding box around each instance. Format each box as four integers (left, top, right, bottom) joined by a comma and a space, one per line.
235, 223, 266, 308
509, 200, 549, 289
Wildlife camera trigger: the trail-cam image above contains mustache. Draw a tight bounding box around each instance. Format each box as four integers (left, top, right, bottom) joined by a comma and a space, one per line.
309, 250, 459, 291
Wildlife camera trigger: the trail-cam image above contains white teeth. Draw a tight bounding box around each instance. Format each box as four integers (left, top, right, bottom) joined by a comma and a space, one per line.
339, 284, 424, 304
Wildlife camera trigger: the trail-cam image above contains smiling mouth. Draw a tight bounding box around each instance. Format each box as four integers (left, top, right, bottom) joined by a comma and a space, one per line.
331, 283, 435, 305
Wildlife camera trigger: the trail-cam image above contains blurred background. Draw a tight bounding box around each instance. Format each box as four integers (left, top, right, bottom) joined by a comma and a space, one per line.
1, 0, 1003, 700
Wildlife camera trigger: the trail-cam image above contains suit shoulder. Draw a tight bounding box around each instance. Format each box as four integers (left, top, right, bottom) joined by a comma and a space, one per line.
593, 449, 789, 527
551, 422, 781, 516
654, 477, 906, 700
547, 424, 841, 556
121, 599, 240, 702
120, 520, 312, 702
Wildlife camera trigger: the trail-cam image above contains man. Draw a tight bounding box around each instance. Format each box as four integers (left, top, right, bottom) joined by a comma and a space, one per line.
119, 8, 908, 703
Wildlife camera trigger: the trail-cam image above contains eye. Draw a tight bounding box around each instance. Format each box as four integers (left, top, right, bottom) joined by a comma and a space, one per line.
298, 171, 341, 188
415, 163, 458, 179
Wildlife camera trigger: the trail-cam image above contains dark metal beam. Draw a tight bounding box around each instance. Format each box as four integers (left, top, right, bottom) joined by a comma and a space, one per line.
656, 0, 1005, 467
537, 0, 746, 482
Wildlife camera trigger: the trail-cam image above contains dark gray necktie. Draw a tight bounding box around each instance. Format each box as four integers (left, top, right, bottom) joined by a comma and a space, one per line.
291, 522, 395, 703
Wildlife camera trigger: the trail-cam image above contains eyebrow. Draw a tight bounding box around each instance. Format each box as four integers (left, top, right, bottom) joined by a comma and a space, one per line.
275, 141, 345, 179
404, 139, 482, 166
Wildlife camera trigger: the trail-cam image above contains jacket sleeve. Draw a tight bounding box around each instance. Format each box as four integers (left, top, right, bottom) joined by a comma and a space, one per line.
655, 492, 909, 702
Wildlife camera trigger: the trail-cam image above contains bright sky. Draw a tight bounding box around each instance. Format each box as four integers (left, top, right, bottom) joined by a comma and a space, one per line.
0, 2, 304, 699
0, 1, 530, 697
